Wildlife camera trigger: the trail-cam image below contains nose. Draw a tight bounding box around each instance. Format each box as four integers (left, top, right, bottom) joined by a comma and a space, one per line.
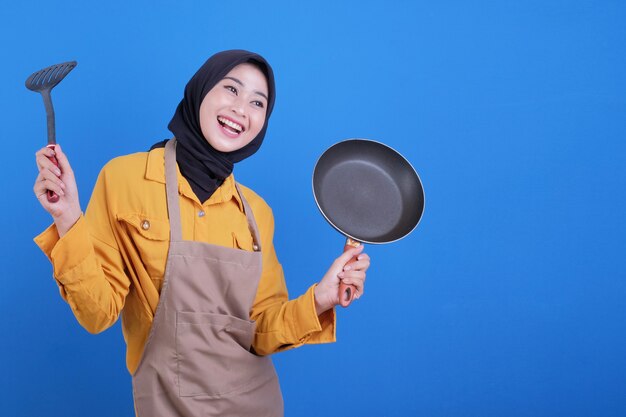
231, 96, 246, 118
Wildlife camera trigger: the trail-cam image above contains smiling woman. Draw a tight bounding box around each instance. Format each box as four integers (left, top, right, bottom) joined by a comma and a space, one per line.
199, 63, 269, 153
32, 49, 371, 417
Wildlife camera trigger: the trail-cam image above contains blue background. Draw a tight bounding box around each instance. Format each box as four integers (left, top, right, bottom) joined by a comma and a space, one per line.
1, 1, 625, 416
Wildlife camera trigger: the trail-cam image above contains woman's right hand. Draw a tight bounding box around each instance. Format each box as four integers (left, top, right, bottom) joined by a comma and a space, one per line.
34, 144, 82, 237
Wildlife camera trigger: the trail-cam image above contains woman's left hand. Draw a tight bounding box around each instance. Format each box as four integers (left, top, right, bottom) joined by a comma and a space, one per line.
314, 244, 370, 314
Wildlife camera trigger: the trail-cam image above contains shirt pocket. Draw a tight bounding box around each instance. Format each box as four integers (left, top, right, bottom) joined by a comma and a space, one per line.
117, 213, 169, 280
231, 230, 254, 251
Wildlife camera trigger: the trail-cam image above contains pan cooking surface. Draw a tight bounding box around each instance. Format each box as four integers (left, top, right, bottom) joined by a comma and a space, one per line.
313, 140, 424, 244
315, 160, 403, 242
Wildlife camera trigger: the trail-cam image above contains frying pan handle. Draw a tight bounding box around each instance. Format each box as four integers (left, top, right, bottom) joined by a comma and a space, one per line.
338, 238, 361, 307
46, 144, 60, 203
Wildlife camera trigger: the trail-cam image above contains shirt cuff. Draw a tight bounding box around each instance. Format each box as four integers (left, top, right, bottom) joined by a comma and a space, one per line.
33, 215, 92, 282
292, 284, 336, 344
33, 222, 60, 262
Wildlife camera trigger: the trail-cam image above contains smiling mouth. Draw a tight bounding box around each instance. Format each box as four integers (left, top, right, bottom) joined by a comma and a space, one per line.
217, 116, 244, 134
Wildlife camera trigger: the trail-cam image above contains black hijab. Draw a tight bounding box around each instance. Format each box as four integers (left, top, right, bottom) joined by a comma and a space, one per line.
152, 50, 276, 203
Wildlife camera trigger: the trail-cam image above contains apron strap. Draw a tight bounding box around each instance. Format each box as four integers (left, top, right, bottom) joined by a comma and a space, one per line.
164, 139, 183, 242
235, 183, 262, 252
164, 138, 262, 251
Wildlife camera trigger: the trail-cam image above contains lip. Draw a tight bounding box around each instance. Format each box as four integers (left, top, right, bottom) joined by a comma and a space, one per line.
217, 115, 246, 133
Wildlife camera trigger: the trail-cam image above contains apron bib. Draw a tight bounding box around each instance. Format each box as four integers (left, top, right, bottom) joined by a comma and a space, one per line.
132, 139, 283, 416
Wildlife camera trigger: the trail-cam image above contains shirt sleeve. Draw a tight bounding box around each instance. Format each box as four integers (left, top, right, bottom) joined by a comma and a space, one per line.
33, 167, 130, 334
249, 204, 336, 355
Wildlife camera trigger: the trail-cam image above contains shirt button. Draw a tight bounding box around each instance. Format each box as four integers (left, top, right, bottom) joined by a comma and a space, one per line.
141, 220, 150, 230
198, 210, 205, 217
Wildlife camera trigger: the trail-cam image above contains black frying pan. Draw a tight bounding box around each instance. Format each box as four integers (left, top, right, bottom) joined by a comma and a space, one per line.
313, 139, 425, 307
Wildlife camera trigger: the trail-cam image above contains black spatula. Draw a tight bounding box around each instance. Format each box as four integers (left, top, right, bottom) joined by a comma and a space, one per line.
25, 61, 77, 202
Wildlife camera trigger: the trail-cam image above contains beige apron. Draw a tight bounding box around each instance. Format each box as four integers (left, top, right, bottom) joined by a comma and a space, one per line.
132, 139, 283, 416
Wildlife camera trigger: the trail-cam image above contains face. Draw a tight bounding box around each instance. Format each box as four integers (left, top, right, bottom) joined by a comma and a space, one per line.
199, 63, 269, 153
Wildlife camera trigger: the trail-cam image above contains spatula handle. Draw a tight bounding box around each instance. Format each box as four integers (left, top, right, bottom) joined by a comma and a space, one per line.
41, 90, 56, 146
46, 144, 60, 203
338, 238, 362, 307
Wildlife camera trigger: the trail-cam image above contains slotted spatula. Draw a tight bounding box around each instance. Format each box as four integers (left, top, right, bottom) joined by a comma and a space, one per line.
25, 61, 77, 203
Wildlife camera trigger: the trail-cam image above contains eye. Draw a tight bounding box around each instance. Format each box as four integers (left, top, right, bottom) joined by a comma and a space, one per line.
224, 85, 238, 95
252, 100, 265, 108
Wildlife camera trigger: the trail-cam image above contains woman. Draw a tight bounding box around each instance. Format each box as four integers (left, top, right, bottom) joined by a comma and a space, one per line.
33, 50, 369, 416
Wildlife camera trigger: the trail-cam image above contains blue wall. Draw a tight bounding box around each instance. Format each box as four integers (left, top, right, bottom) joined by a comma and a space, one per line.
2, 1, 625, 416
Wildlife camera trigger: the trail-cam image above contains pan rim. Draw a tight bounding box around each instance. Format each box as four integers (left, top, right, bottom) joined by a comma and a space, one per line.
311, 138, 426, 244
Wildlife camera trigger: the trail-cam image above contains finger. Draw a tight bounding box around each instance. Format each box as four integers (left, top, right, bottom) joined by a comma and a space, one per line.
35, 168, 66, 198
36, 156, 62, 177
34, 180, 53, 200
35, 146, 56, 159
340, 270, 365, 284
53, 144, 74, 177
356, 253, 370, 262
36, 149, 61, 175
34, 185, 48, 200
33, 172, 46, 196
340, 271, 366, 297
35, 182, 64, 204
38, 177, 66, 198
343, 255, 370, 272
40, 168, 66, 190
334, 244, 365, 268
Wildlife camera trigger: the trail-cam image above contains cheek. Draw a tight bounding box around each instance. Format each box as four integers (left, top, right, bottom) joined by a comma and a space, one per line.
250, 113, 266, 137
198, 107, 215, 137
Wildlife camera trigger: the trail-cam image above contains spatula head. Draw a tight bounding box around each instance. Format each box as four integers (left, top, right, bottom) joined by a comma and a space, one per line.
25, 61, 77, 92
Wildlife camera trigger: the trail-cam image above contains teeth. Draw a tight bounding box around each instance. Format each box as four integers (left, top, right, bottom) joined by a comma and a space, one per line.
218, 116, 243, 132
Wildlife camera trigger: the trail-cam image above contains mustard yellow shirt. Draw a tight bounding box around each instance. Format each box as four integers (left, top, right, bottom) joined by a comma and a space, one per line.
34, 147, 335, 374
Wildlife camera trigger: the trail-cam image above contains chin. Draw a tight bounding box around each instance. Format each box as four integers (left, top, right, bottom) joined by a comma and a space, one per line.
203, 130, 253, 153
209, 140, 243, 153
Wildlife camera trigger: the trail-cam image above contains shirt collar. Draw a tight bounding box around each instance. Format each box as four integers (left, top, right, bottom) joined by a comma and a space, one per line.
145, 147, 244, 210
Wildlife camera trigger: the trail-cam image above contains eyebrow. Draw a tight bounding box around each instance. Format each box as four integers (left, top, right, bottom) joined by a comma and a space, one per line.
223, 76, 269, 101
